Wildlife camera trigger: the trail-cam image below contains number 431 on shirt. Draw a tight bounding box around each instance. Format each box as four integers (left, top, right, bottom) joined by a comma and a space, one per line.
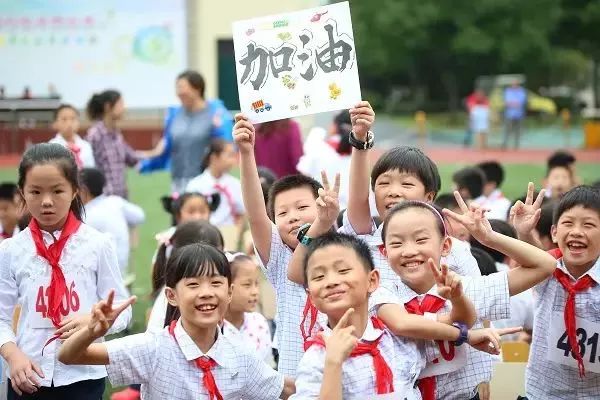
30, 274, 91, 329
547, 312, 600, 373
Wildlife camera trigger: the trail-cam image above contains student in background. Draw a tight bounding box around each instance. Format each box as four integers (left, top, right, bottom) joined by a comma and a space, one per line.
547, 150, 581, 185
474, 161, 512, 221
79, 168, 145, 277
185, 138, 244, 227
470, 96, 490, 149
544, 164, 575, 200
0, 183, 20, 240
49, 104, 95, 169
452, 167, 487, 202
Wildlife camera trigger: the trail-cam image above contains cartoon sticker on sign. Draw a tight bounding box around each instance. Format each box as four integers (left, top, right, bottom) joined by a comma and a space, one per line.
233, 1, 361, 123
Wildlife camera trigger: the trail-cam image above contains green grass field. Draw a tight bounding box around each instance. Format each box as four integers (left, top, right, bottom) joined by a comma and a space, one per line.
0, 162, 598, 397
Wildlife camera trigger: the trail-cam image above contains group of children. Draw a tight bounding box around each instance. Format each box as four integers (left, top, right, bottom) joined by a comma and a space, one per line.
0, 101, 598, 400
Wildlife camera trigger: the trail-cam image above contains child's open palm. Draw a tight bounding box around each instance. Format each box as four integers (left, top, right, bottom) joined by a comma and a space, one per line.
509, 182, 545, 237
88, 290, 136, 339
316, 171, 341, 227
233, 113, 255, 154
429, 259, 463, 300
443, 191, 493, 244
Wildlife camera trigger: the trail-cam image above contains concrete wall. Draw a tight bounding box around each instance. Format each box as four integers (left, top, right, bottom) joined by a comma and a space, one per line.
187, 0, 321, 99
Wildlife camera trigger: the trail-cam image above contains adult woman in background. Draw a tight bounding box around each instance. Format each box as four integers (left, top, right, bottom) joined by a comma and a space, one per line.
254, 118, 303, 178
139, 70, 233, 193
86, 90, 139, 199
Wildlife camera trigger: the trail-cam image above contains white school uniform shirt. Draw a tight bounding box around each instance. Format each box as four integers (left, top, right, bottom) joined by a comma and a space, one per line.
469, 104, 490, 133
0, 224, 131, 387
106, 318, 284, 400
492, 262, 534, 341
291, 316, 424, 400
49, 133, 95, 168
473, 189, 512, 222
338, 213, 482, 287
84, 195, 145, 274
0, 223, 19, 241
222, 312, 273, 364
526, 257, 600, 400
369, 271, 510, 400
185, 171, 244, 227
256, 223, 307, 377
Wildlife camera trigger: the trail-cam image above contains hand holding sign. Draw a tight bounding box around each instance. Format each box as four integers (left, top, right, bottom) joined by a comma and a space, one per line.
233, 114, 256, 155
322, 308, 358, 365
349, 101, 375, 141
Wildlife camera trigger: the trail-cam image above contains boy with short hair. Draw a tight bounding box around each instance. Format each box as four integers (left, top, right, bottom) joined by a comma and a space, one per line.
452, 167, 486, 202
0, 183, 19, 241
544, 164, 574, 199
234, 113, 329, 377
522, 186, 600, 399
547, 150, 581, 185
79, 168, 145, 276
49, 104, 95, 168
475, 161, 512, 221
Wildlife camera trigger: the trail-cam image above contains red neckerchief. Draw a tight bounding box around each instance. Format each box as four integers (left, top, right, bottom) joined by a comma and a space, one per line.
66, 142, 83, 168
305, 317, 394, 395
404, 294, 447, 400
213, 182, 240, 219
553, 268, 595, 377
168, 321, 223, 400
549, 248, 562, 259
29, 211, 81, 329
301, 297, 319, 349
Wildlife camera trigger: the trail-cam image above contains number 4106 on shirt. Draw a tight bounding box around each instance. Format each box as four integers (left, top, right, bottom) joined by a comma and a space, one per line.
30, 274, 92, 329
547, 312, 600, 373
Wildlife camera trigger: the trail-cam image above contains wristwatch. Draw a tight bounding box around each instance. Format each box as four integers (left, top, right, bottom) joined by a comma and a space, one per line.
452, 322, 469, 346
297, 223, 313, 246
349, 130, 375, 150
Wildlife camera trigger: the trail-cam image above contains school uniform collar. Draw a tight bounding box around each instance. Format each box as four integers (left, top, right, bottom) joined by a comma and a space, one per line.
556, 257, 600, 284
86, 195, 107, 209
173, 319, 238, 377
392, 280, 445, 305
321, 315, 385, 342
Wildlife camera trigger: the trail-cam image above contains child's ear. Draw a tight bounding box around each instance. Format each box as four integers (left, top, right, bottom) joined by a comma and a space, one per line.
425, 192, 435, 202
165, 287, 178, 307
227, 284, 233, 304
551, 224, 558, 244
367, 269, 380, 294
441, 235, 452, 257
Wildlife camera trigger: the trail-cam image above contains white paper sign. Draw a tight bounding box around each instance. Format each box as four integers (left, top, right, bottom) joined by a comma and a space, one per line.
419, 340, 468, 378
547, 312, 600, 373
232, 1, 361, 123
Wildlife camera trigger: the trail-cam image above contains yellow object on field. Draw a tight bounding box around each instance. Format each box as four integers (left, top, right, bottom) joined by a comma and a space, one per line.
584, 120, 600, 149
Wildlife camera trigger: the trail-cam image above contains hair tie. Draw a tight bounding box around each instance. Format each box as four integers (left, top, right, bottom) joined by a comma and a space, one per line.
417, 201, 448, 237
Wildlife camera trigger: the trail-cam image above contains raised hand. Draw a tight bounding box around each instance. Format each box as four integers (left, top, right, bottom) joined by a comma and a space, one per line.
443, 191, 493, 245
509, 182, 546, 237
87, 290, 136, 339
429, 259, 463, 300
322, 308, 358, 365
232, 113, 255, 154
467, 326, 523, 355
316, 172, 341, 228
349, 101, 375, 140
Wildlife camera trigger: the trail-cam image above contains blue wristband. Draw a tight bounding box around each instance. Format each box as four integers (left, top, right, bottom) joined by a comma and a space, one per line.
452, 322, 469, 346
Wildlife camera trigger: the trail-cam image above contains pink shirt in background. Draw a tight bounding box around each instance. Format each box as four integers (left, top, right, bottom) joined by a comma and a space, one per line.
254, 119, 304, 178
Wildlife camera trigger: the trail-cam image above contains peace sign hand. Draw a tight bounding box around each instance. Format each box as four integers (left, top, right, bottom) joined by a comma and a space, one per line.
429, 259, 463, 300
509, 182, 545, 237
442, 191, 493, 245
316, 171, 341, 228
88, 290, 136, 339
322, 308, 358, 365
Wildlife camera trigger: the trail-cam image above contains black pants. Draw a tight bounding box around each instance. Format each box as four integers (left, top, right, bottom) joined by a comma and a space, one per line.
7, 378, 105, 400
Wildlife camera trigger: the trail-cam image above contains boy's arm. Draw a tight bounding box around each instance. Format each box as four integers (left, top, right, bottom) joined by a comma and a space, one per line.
347, 101, 375, 235
378, 304, 463, 341
288, 173, 340, 284
320, 309, 356, 400
234, 114, 273, 265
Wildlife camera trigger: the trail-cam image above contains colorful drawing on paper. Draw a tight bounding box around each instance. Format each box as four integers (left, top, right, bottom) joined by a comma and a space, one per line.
232, 1, 361, 123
